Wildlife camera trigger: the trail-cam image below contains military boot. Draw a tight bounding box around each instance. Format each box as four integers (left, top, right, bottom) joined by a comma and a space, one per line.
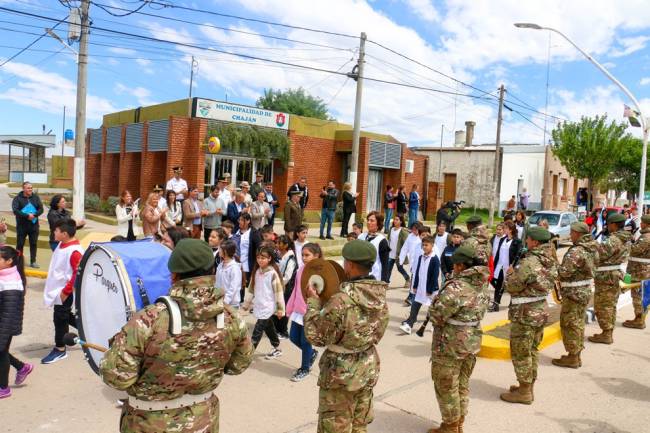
500, 381, 533, 405
552, 352, 581, 368
588, 330, 613, 344
458, 416, 464, 433
622, 314, 646, 329
509, 379, 535, 401
427, 420, 460, 433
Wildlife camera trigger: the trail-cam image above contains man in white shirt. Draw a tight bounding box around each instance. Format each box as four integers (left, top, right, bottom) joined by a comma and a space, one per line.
218, 177, 232, 205
166, 166, 188, 214
434, 222, 449, 259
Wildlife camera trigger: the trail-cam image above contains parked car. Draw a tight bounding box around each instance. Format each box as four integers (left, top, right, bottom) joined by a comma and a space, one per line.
528, 210, 578, 246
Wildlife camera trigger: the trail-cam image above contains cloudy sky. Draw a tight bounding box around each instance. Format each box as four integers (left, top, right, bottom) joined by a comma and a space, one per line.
1, 0, 650, 147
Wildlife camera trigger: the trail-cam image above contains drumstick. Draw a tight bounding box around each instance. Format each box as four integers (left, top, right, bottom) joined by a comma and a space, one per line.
63, 332, 108, 353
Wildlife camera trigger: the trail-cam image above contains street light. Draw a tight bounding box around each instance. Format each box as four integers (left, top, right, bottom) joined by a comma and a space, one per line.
515, 22, 649, 208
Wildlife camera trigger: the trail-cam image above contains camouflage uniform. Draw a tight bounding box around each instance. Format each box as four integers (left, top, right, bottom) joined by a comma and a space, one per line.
594, 230, 631, 331
429, 266, 490, 425
558, 234, 599, 354
506, 243, 558, 384
304, 277, 389, 433
100, 275, 254, 433
626, 228, 650, 318
462, 226, 492, 265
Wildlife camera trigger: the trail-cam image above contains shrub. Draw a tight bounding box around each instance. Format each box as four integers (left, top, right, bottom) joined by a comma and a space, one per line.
85, 193, 100, 212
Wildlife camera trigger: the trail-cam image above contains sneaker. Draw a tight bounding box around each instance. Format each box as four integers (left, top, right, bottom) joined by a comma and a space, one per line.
265, 348, 283, 360
309, 349, 319, 369
41, 348, 67, 364
278, 332, 289, 340
0, 387, 11, 399
291, 368, 310, 382
15, 363, 33, 385
399, 322, 412, 335
30, 262, 40, 269
403, 298, 412, 307
488, 302, 500, 313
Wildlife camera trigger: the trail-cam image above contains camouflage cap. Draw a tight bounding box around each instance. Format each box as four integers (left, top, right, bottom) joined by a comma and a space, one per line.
642, 215, 650, 224
451, 244, 475, 264
466, 215, 483, 225
342, 240, 376, 265
607, 213, 626, 224
168, 239, 214, 273
527, 226, 552, 241
570, 222, 590, 234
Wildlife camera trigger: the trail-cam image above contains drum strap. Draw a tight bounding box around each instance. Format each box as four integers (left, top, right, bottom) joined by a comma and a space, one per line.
137, 277, 151, 307
156, 296, 183, 335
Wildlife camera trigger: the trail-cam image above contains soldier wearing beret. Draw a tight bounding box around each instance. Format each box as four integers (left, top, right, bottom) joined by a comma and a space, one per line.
427, 245, 490, 433
284, 190, 304, 238
552, 222, 599, 368
462, 215, 492, 266
304, 240, 389, 433
100, 239, 254, 433
623, 214, 650, 329
589, 212, 631, 344
500, 226, 558, 405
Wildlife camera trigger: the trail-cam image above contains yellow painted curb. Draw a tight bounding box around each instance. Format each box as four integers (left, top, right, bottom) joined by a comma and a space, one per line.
25, 269, 48, 279
478, 320, 562, 361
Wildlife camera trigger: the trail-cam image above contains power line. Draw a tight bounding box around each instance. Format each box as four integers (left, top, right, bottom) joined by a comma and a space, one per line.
91, 0, 150, 17
0, 15, 67, 67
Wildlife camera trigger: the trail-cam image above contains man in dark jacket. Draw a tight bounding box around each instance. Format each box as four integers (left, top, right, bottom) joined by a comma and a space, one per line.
287, 176, 309, 209
319, 180, 339, 240
263, 183, 279, 227
11, 182, 43, 268
226, 192, 247, 233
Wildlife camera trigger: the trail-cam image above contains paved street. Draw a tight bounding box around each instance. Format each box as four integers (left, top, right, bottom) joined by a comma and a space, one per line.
4, 276, 649, 433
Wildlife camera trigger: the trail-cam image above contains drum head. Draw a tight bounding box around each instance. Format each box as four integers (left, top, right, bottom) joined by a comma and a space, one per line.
75, 245, 132, 374
300, 259, 343, 304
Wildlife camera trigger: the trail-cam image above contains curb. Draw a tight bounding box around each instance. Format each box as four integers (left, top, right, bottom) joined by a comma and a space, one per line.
478, 319, 562, 361
25, 269, 48, 279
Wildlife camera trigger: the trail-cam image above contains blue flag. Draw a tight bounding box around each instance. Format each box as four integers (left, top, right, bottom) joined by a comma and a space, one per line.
642, 280, 650, 312
21, 202, 38, 224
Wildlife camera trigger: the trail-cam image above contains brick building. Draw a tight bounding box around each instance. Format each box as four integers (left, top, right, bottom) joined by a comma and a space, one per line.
86, 98, 427, 219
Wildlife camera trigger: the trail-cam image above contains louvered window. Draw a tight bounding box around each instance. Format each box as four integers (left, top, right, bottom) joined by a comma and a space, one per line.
106, 126, 122, 154
147, 120, 168, 152
89, 129, 103, 154
125, 123, 143, 152
368, 141, 401, 169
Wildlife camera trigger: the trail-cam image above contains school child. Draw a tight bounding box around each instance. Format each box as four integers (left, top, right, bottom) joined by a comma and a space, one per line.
272, 235, 298, 340
216, 239, 242, 307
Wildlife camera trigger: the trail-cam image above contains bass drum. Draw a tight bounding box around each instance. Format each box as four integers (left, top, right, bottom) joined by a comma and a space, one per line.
74, 240, 172, 374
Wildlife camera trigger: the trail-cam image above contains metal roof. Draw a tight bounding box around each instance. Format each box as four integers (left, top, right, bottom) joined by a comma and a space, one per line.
0, 134, 56, 148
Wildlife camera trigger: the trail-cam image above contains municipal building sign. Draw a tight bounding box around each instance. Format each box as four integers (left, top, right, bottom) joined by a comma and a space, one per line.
194, 98, 289, 130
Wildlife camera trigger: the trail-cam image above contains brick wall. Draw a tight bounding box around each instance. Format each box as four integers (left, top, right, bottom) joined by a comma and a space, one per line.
140, 121, 167, 200
166, 116, 206, 192
85, 129, 102, 195
100, 153, 120, 199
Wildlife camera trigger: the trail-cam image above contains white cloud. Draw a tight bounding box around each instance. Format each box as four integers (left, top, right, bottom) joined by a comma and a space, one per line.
609, 35, 650, 58
107, 47, 137, 56
402, 0, 440, 22
0, 62, 116, 119
640, 77, 650, 86
114, 83, 156, 106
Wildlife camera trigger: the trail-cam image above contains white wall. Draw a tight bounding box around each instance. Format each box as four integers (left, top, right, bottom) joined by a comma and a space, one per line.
500, 151, 545, 210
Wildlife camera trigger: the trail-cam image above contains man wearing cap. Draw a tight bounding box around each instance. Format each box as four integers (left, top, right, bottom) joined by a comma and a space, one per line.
589, 212, 631, 344
240, 181, 253, 206
284, 190, 303, 238
250, 172, 265, 199
427, 245, 490, 433
462, 216, 491, 266
500, 226, 558, 405
165, 166, 188, 203
623, 214, 650, 329
218, 176, 232, 205
288, 176, 309, 210
152, 184, 166, 211
100, 239, 253, 433
304, 240, 389, 433
552, 222, 599, 369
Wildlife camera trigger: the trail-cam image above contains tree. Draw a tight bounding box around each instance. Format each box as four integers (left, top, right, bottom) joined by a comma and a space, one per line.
256, 87, 332, 120
605, 135, 650, 201
551, 115, 629, 208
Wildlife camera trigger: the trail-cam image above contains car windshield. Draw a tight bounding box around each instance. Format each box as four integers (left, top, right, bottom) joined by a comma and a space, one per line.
529, 213, 560, 226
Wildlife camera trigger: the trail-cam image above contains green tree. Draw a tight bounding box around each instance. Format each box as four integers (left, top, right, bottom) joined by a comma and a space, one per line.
256, 87, 332, 120
551, 115, 629, 208
605, 135, 650, 201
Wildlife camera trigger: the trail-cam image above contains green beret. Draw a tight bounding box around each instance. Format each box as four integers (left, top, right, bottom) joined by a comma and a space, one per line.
168, 239, 215, 273
607, 213, 626, 224
452, 244, 475, 264
342, 240, 376, 265
466, 215, 483, 225
642, 215, 650, 224
570, 222, 590, 234
527, 226, 552, 242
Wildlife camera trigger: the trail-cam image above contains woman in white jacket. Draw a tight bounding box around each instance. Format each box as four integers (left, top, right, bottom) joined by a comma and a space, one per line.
115, 190, 141, 240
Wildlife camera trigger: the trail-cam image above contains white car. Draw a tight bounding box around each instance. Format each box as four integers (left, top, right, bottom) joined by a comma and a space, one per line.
528, 211, 578, 245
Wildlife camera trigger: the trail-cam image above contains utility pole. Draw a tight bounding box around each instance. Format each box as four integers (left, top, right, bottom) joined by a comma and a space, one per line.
348, 32, 366, 230
188, 55, 198, 117
488, 84, 505, 228
72, 0, 89, 221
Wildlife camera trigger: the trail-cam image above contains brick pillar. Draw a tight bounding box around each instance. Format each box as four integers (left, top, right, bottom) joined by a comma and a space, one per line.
119, 124, 141, 197
357, 137, 370, 215
140, 121, 168, 200
85, 128, 101, 194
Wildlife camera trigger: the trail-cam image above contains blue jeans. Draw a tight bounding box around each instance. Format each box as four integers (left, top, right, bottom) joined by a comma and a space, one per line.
319, 208, 335, 237
408, 207, 418, 227
388, 258, 410, 283
289, 322, 314, 371
384, 208, 394, 232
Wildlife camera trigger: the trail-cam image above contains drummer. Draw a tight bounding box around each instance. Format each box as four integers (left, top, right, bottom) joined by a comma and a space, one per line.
304, 240, 390, 432
100, 239, 254, 432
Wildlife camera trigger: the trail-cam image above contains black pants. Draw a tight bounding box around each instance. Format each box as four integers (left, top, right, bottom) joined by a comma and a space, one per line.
16, 223, 39, 264
271, 286, 293, 335
492, 269, 505, 304
340, 210, 353, 236
405, 301, 423, 327
53, 295, 76, 348
251, 318, 280, 349
268, 214, 275, 227
0, 337, 24, 389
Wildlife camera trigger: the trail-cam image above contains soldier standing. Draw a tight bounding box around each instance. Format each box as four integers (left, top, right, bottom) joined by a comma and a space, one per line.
500, 227, 558, 405
589, 213, 631, 344
462, 216, 492, 266
100, 239, 254, 433
304, 240, 389, 433
552, 222, 599, 368
428, 245, 490, 433
622, 214, 650, 329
